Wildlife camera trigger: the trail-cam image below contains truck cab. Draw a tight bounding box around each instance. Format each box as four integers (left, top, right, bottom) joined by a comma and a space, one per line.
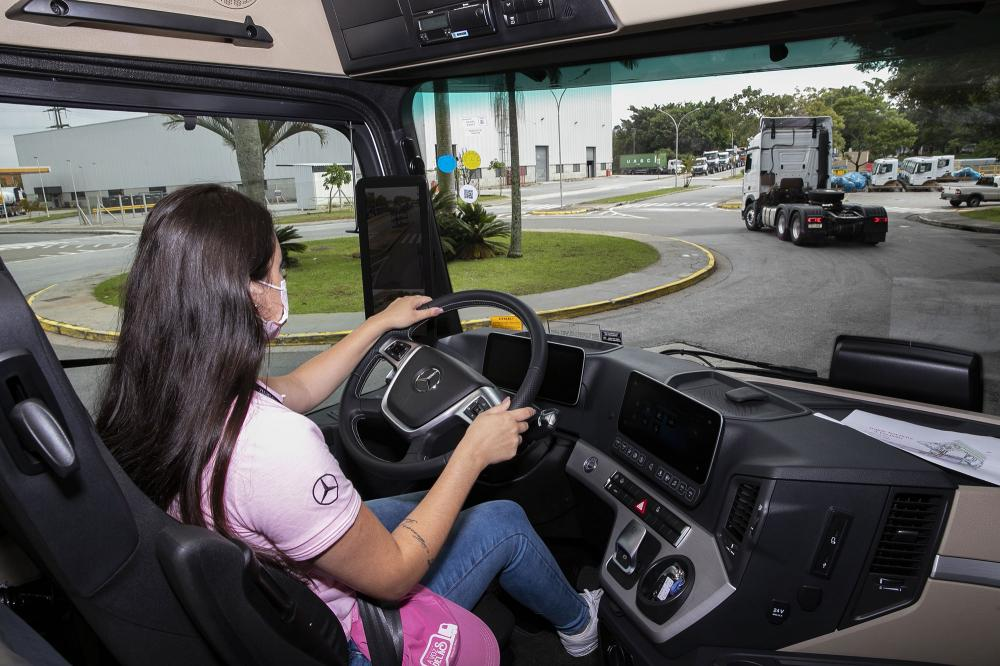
742, 116, 887, 245
900, 155, 956, 188
870, 158, 899, 189
703, 150, 719, 173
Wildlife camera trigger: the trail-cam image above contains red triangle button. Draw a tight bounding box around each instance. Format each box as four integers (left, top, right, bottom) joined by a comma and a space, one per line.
634, 499, 647, 515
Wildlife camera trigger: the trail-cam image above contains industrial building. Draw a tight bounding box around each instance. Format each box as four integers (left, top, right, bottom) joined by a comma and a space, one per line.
14, 87, 613, 210
14, 114, 354, 209
411, 86, 614, 187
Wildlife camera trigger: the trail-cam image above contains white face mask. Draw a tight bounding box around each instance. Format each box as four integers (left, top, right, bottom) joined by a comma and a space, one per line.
257, 279, 288, 340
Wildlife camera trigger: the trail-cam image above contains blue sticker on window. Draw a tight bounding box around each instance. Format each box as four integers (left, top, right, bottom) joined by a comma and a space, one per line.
451, 30, 469, 39
437, 154, 457, 174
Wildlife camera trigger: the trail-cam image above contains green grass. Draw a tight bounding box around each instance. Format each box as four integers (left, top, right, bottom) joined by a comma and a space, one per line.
584, 186, 696, 205
960, 207, 1000, 223
273, 208, 355, 224
94, 273, 127, 306
19, 210, 80, 223
477, 194, 505, 202
94, 232, 659, 314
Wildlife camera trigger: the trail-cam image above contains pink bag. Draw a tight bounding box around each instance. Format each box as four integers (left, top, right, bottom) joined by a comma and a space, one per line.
349, 585, 499, 666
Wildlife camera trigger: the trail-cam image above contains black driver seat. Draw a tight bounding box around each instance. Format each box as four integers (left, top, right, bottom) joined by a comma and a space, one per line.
0, 257, 348, 665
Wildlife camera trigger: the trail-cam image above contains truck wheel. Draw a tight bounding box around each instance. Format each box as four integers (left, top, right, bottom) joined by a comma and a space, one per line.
948, 200, 962, 207
791, 212, 806, 245
775, 210, 790, 241
968, 195, 982, 208
743, 203, 761, 231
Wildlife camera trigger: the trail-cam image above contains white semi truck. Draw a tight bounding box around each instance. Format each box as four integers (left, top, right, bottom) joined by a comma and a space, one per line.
898, 155, 956, 189
742, 116, 888, 246
869, 158, 901, 191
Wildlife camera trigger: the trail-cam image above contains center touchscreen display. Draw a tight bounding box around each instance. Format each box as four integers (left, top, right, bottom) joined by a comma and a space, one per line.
618, 372, 723, 485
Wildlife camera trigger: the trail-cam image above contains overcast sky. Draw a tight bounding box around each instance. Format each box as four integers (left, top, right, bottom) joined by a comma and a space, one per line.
0, 64, 880, 167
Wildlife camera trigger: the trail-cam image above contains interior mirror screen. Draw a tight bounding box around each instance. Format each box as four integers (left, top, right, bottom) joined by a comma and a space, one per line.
618, 372, 723, 485
357, 177, 431, 316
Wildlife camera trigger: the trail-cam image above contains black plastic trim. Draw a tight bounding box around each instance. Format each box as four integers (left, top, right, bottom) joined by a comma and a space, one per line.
6, 0, 273, 47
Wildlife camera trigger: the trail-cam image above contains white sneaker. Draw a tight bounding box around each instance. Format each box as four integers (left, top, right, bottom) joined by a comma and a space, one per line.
558, 588, 604, 657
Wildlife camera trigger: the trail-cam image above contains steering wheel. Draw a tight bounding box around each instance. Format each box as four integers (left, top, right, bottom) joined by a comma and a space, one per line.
339, 290, 548, 480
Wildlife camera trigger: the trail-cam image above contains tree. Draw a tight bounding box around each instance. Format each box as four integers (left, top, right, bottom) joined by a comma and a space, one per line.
232, 118, 267, 205
504, 72, 524, 258
164, 117, 328, 205
274, 224, 306, 267
433, 80, 454, 199
322, 164, 352, 211
815, 87, 916, 169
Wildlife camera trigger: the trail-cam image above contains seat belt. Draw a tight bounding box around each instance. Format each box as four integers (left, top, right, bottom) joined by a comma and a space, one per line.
356, 596, 403, 666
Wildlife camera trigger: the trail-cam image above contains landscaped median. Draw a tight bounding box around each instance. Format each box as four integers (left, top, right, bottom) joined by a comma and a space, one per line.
31, 231, 716, 346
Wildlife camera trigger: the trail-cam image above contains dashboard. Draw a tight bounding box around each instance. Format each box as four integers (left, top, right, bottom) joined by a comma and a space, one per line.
438, 328, 1000, 666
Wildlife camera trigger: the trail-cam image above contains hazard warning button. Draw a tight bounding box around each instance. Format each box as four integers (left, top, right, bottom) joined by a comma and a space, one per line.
633, 498, 648, 515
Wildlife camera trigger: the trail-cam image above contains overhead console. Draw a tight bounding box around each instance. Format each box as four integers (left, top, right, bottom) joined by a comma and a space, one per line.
322, 0, 617, 75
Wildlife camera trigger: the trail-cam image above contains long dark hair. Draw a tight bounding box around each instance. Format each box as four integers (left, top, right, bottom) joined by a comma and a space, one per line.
98, 184, 287, 569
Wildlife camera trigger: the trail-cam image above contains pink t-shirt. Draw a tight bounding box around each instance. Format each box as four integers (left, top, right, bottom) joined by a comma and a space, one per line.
173, 384, 362, 636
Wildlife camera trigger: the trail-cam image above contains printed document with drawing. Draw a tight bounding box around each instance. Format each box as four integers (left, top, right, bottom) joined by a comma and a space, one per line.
823, 410, 1000, 486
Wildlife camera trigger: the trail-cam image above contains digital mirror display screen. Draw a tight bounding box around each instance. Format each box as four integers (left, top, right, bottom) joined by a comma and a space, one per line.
358, 180, 430, 316
482, 333, 585, 405
618, 372, 723, 485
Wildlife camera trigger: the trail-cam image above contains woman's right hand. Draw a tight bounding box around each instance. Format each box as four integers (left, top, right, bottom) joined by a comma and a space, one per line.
456, 398, 536, 470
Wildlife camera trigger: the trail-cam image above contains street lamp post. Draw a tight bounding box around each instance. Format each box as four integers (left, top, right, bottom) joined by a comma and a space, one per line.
550, 88, 567, 208
33, 156, 49, 216
67, 159, 86, 224
662, 107, 705, 187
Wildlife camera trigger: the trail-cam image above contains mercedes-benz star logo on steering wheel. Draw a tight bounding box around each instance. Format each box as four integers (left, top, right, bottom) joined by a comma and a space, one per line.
312, 474, 339, 506
413, 366, 442, 393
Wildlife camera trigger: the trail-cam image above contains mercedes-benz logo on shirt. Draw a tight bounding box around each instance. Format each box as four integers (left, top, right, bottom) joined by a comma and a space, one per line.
413, 367, 442, 393
312, 474, 339, 506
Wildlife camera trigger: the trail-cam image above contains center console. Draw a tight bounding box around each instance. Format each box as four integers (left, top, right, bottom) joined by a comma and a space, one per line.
567, 440, 735, 643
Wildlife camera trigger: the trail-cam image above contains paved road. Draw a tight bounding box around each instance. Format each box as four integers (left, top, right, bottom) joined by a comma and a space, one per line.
4, 176, 997, 414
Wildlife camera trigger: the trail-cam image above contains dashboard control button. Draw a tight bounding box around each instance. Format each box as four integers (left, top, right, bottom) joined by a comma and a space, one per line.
677, 482, 687, 494
633, 498, 648, 515
797, 585, 822, 612
655, 467, 666, 480
669, 478, 679, 489
811, 509, 852, 578
768, 600, 790, 625
583, 456, 598, 473
685, 488, 696, 501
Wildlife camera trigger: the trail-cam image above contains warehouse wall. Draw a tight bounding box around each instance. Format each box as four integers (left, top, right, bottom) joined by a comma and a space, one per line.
14, 115, 353, 204
412, 86, 614, 188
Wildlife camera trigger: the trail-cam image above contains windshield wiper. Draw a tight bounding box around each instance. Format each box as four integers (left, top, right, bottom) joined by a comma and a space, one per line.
659, 349, 819, 381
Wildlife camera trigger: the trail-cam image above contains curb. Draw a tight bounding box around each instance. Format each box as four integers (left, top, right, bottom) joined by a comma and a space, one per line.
28, 238, 716, 347
913, 214, 1000, 234
717, 201, 742, 210
528, 208, 590, 216
0, 226, 140, 236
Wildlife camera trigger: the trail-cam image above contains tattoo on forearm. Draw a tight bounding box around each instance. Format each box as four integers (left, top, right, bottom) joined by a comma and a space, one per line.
399, 519, 433, 566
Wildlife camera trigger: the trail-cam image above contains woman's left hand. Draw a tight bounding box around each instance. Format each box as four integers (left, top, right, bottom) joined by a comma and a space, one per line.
375, 295, 443, 332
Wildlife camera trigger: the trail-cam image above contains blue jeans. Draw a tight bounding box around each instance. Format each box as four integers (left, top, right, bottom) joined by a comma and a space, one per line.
347, 492, 588, 665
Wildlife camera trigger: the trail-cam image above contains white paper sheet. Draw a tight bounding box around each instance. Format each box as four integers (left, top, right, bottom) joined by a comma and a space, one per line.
831, 410, 1000, 486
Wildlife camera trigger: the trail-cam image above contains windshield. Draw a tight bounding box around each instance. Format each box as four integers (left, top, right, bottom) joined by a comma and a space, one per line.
408, 32, 1000, 414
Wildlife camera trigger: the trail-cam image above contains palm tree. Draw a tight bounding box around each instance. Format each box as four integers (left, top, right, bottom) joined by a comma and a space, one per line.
433, 80, 454, 201
504, 72, 524, 258
164, 117, 327, 205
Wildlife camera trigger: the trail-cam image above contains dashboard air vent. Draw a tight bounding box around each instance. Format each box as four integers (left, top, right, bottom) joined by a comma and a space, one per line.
870, 493, 944, 576
725, 481, 760, 543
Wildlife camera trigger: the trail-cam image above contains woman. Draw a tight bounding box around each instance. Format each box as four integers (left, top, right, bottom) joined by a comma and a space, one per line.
98, 185, 602, 664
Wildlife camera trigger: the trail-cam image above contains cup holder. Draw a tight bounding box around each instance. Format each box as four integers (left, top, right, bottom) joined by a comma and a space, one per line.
636, 555, 695, 624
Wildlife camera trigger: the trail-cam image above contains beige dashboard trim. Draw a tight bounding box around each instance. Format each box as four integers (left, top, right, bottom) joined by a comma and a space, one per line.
727, 373, 1000, 427
938, 486, 1000, 563
781, 579, 1000, 666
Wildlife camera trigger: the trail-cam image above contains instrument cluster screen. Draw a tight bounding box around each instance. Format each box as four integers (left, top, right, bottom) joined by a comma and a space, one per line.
618, 372, 723, 485
483, 333, 585, 406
